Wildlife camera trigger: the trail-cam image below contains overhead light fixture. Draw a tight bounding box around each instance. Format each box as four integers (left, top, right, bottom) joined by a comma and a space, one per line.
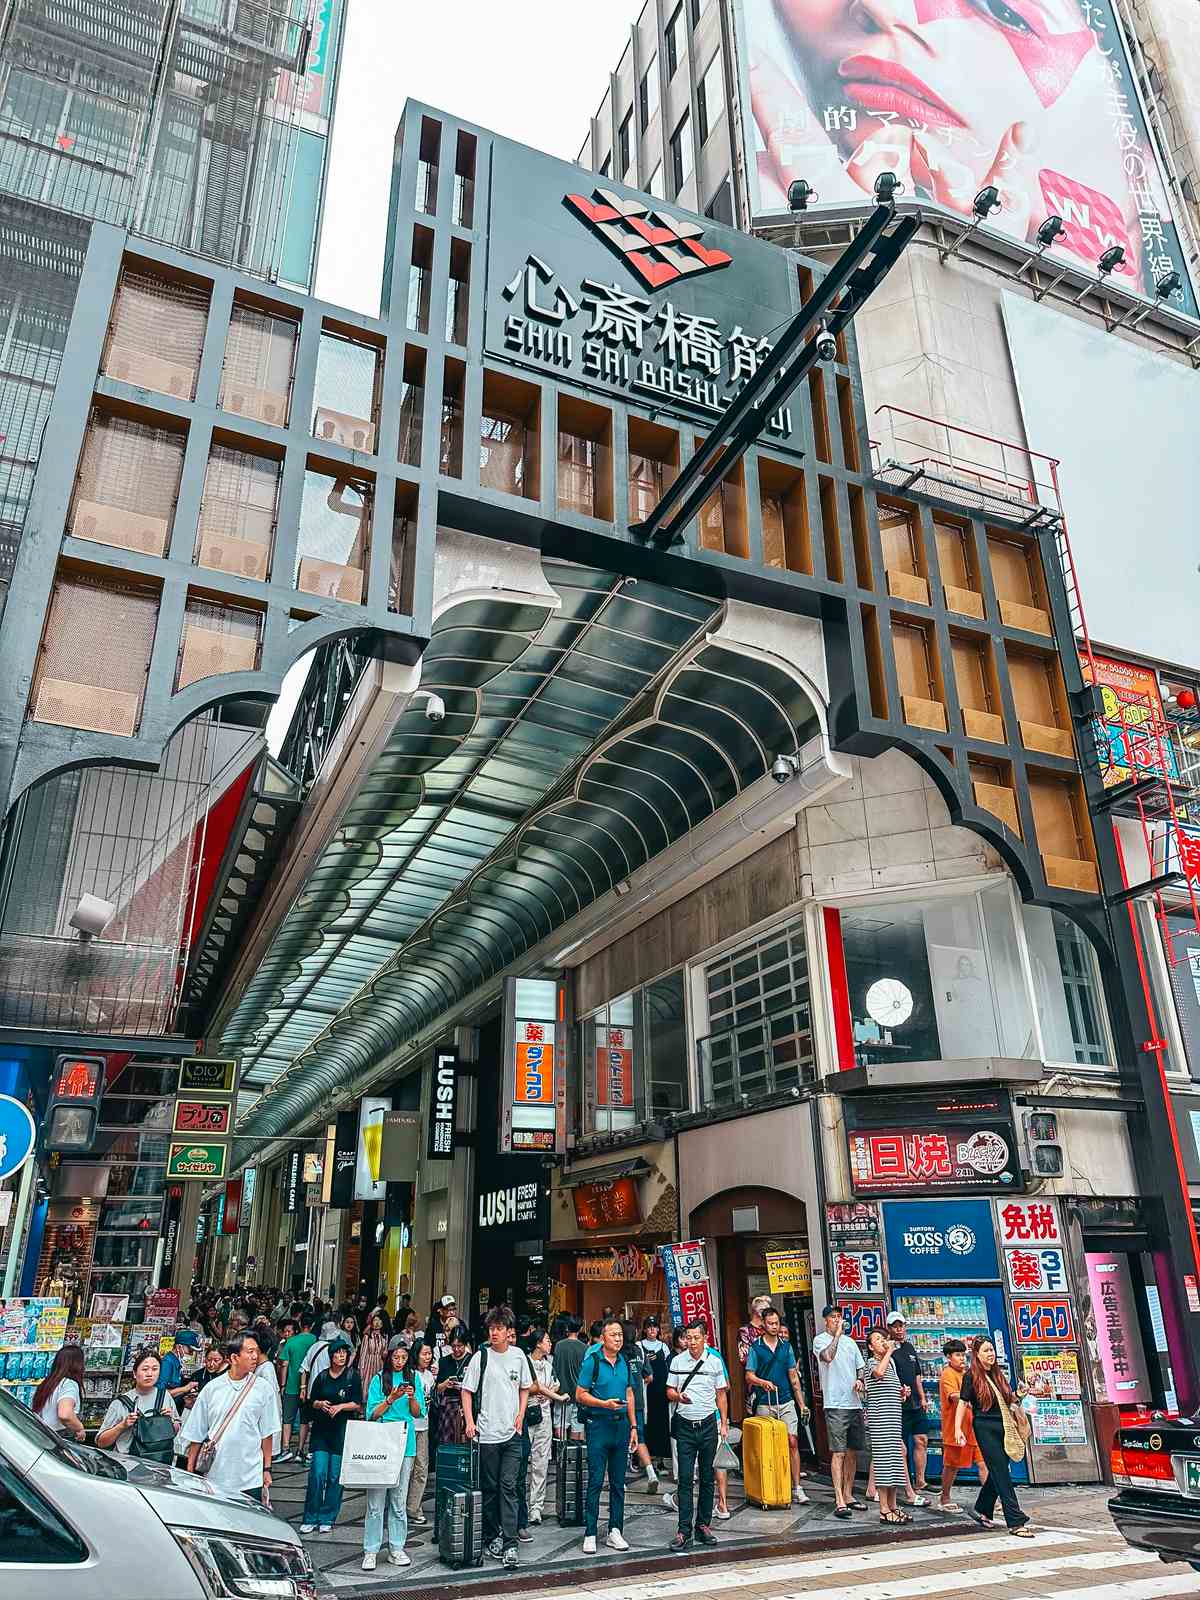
787, 178, 817, 211
1109, 264, 1185, 333
1036, 214, 1065, 249
1097, 244, 1126, 277
873, 172, 903, 204
1155, 269, 1182, 300
939, 184, 1003, 263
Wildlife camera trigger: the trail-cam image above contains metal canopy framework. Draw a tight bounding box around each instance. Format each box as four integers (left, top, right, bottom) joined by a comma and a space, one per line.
224, 558, 822, 1142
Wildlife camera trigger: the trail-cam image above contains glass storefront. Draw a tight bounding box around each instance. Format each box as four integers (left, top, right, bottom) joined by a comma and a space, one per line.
579, 969, 687, 1136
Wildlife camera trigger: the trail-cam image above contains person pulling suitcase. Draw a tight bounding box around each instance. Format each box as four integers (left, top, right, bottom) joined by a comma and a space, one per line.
745, 1308, 810, 1505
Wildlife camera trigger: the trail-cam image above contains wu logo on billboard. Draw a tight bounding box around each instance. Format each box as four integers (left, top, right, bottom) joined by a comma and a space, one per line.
565, 188, 732, 290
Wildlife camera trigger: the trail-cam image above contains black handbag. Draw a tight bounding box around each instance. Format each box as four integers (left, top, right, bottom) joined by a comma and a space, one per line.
523, 1355, 543, 1429
120, 1392, 176, 1464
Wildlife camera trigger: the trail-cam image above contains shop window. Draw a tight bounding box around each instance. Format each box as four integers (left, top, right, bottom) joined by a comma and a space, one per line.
219, 302, 296, 426
580, 970, 688, 1136
313, 327, 380, 453
481, 371, 540, 499
699, 921, 815, 1107
835, 888, 1036, 1067
454, 130, 477, 227
1022, 905, 1112, 1066
295, 467, 372, 604
558, 394, 612, 518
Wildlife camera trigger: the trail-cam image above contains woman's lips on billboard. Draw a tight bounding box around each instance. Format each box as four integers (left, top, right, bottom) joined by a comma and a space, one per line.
837, 56, 968, 129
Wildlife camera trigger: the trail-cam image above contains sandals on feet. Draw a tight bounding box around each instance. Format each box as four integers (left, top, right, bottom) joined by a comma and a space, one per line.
1012, 1526, 1034, 1538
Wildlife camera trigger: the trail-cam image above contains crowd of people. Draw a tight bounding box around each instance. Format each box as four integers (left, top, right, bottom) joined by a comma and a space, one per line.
26, 1279, 1036, 1573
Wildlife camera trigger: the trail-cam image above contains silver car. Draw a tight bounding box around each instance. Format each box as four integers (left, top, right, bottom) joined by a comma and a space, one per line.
0, 1387, 317, 1599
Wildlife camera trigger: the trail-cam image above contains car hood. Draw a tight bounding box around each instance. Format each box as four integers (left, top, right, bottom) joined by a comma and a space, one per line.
123, 1460, 300, 1539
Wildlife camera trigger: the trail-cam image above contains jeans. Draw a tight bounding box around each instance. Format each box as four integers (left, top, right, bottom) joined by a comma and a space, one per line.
674, 1414, 718, 1537
527, 1415, 553, 1518
407, 1430, 429, 1517
302, 1450, 344, 1525
364, 1457, 415, 1554
479, 1434, 522, 1549
584, 1414, 630, 1538
973, 1419, 1027, 1530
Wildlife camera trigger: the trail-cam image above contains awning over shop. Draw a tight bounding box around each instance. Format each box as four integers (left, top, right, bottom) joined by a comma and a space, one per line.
556, 1158, 654, 1188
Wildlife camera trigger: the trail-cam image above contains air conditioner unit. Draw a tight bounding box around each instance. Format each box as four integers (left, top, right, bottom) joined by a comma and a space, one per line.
313, 406, 377, 453
196, 534, 269, 581
72, 499, 169, 557
105, 348, 195, 399
32, 677, 139, 735
297, 557, 364, 604
223, 385, 289, 426
178, 625, 259, 689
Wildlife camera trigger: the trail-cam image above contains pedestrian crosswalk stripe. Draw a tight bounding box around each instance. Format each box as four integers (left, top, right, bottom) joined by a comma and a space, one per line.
1005, 1576, 1200, 1600
771, 1546, 1150, 1600
553, 1528, 1088, 1600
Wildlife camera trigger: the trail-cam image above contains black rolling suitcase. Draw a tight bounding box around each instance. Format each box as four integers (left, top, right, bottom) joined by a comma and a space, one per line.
436, 1441, 480, 1491
556, 1438, 586, 1526
438, 1485, 484, 1569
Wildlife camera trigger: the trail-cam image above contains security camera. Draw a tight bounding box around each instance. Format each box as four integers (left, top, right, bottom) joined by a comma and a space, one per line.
771, 753, 800, 784
814, 328, 838, 363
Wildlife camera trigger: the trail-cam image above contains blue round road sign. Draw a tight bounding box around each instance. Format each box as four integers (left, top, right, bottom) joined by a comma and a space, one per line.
0, 1094, 36, 1181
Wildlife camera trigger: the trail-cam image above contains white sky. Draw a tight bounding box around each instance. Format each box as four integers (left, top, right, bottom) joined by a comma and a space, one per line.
315, 0, 638, 315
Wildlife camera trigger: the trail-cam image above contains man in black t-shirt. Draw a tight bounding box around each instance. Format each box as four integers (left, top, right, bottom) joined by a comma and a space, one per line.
887, 1312, 929, 1500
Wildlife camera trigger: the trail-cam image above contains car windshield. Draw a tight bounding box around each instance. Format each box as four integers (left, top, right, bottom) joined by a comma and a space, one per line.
0, 1386, 127, 1480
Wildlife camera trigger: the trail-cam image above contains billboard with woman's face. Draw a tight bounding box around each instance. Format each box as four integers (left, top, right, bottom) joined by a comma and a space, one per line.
737, 0, 1196, 312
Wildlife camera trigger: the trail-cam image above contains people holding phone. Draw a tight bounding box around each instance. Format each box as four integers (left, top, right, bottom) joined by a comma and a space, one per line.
361, 1342, 424, 1572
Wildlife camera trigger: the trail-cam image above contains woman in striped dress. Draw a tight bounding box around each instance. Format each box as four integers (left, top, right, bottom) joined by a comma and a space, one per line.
355, 1312, 388, 1397
865, 1328, 908, 1525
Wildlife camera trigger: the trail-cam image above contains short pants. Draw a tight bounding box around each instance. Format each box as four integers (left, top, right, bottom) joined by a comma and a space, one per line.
824, 1406, 865, 1452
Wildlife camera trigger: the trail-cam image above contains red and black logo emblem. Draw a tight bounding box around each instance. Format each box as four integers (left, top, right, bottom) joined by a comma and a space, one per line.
564, 188, 732, 290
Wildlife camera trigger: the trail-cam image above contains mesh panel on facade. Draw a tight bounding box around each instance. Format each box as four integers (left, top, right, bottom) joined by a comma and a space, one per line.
102, 266, 209, 398
195, 443, 280, 580
177, 595, 262, 688
70, 410, 186, 556
219, 302, 297, 424
296, 469, 371, 603
32, 574, 158, 734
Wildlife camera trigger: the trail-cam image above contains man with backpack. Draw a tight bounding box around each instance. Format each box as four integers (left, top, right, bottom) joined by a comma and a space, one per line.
745, 1306, 811, 1505
575, 1315, 637, 1556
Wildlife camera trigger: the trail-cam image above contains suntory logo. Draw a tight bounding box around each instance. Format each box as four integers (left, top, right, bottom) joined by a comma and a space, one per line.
564, 188, 733, 291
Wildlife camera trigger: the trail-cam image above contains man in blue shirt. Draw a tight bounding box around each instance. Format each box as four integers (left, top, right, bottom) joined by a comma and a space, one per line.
575, 1315, 637, 1556
745, 1307, 810, 1505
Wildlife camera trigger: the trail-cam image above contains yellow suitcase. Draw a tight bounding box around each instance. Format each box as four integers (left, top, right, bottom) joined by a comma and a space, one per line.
742, 1407, 791, 1509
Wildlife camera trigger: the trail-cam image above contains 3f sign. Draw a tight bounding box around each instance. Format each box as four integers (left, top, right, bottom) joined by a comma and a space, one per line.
427, 1048, 459, 1162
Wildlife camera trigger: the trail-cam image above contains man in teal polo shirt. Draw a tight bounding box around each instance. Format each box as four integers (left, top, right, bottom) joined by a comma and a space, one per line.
575, 1315, 637, 1556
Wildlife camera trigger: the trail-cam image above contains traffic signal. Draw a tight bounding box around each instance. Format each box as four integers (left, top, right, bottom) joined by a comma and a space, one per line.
1024, 1110, 1064, 1178
45, 1053, 105, 1153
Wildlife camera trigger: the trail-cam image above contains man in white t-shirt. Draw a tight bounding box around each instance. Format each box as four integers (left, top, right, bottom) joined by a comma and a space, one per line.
666, 1318, 728, 1550
179, 1331, 280, 1501
461, 1306, 530, 1569
811, 1304, 866, 1517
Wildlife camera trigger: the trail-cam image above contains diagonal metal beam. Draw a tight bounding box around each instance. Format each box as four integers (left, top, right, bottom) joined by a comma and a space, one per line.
630, 202, 920, 550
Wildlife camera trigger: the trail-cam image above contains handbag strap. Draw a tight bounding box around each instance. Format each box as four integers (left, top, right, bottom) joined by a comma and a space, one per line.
210, 1369, 258, 1449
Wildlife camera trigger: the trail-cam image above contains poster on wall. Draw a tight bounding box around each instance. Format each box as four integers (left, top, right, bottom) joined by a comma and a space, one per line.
1021, 1348, 1082, 1398
1084, 1251, 1153, 1402
736, 0, 1197, 313
1030, 1398, 1088, 1445
1080, 654, 1176, 788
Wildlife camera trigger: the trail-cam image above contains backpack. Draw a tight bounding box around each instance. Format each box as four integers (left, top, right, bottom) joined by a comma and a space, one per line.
578, 1348, 631, 1427
118, 1391, 176, 1464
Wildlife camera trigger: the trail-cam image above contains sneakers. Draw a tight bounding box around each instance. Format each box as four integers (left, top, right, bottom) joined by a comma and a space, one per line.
361, 1553, 377, 1571
410, 1513, 427, 1526
503, 1546, 519, 1567
793, 1487, 809, 1505
486, 1538, 504, 1558
582, 1535, 597, 1555
299, 1524, 316, 1535
643, 1475, 660, 1494
318, 1525, 332, 1535
661, 1492, 676, 1511
529, 1509, 542, 1525
696, 1526, 719, 1546
387, 1550, 411, 1567
713, 1506, 731, 1521
668, 1532, 690, 1550
276, 1449, 296, 1464
517, 1527, 534, 1543
606, 1529, 630, 1551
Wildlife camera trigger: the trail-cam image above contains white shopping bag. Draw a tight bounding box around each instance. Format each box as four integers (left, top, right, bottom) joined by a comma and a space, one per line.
339, 1419, 409, 1487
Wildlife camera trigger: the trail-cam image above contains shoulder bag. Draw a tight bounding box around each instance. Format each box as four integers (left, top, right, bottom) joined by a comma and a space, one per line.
522, 1353, 543, 1429
194, 1370, 258, 1476
668, 1358, 708, 1440
987, 1373, 1031, 1462
118, 1391, 176, 1464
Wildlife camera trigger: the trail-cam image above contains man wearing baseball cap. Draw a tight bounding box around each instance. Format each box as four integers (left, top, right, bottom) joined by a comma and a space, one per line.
811, 1305, 865, 1518
887, 1312, 929, 1505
